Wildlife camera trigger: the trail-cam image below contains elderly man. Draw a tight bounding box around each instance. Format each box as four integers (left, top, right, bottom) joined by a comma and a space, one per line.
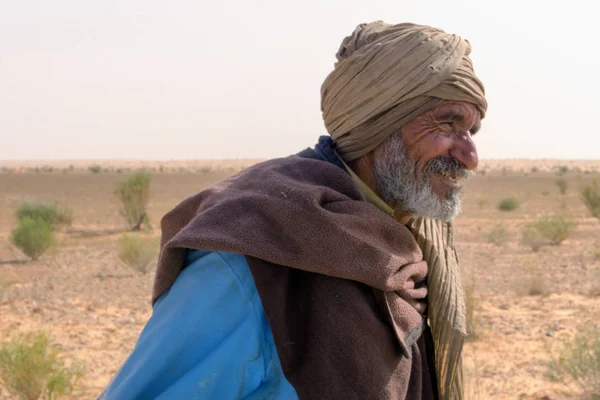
100, 21, 486, 400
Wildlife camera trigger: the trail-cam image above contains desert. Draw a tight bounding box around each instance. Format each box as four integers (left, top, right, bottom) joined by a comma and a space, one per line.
0, 159, 599, 399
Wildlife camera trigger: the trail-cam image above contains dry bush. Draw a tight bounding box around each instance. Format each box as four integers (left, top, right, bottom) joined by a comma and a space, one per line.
497, 197, 519, 211
11, 218, 56, 261
535, 215, 577, 245
16, 202, 72, 228
87, 165, 101, 174
555, 177, 568, 195
477, 199, 489, 209
520, 223, 545, 251
0, 332, 81, 400
525, 269, 546, 296
115, 171, 151, 231
485, 224, 508, 246
581, 181, 600, 220
546, 324, 600, 399
118, 234, 159, 274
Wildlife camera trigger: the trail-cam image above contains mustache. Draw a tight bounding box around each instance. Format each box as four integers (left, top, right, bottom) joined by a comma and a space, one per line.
423, 156, 474, 180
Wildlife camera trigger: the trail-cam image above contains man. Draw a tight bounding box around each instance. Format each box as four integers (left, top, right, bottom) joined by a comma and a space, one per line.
100, 21, 487, 400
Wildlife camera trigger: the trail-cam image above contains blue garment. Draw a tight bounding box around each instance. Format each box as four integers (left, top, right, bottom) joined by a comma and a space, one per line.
99, 250, 299, 400
312, 135, 345, 170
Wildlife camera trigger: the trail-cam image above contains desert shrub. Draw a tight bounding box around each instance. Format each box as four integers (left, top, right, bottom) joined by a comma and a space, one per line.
485, 224, 508, 246
0, 332, 81, 400
197, 167, 212, 174
115, 171, 151, 231
546, 325, 600, 398
520, 223, 544, 251
542, 191, 550, 196
524, 267, 546, 296
118, 234, 159, 274
556, 177, 568, 195
87, 165, 101, 174
477, 199, 488, 209
581, 181, 600, 220
557, 166, 569, 176
11, 218, 55, 261
535, 215, 577, 245
531, 166, 538, 173
16, 202, 72, 228
497, 197, 519, 211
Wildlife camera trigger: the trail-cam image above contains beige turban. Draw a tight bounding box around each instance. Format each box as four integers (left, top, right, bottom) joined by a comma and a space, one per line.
321, 22, 488, 161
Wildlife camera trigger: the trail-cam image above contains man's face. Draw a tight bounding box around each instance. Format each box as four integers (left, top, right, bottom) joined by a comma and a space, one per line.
373, 101, 481, 221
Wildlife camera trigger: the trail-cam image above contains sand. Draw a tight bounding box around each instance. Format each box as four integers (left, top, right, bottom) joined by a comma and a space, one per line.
0, 161, 599, 399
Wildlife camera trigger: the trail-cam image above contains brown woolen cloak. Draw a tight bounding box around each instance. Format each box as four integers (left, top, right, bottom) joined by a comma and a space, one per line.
152, 154, 439, 399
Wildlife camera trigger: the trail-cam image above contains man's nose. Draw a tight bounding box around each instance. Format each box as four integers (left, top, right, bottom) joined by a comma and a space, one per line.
449, 131, 478, 170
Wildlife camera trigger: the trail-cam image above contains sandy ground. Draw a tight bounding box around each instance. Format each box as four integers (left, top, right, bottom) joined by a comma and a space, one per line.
0, 161, 599, 399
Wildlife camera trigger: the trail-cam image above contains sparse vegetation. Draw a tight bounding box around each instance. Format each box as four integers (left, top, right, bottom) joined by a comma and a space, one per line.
88, 165, 102, 174
535, 215, 577, 245
485, 224, 508, 246
520, 223, 544, 251
581, 181, 600, 220
115, 171, 152, 231
557, 166, 569, 176
546, 324, 600, 399
0, 332, 81, 400
4, 161, 600, 398
117, 234, 159, 274
11, 218, 56, 261
555, 177, 567, 195
497, 197, 519, 211
16, 202, 72, 228
525, 269, 546, 296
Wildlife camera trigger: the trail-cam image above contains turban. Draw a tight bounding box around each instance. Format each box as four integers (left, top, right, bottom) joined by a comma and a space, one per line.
321, 22, 488, 161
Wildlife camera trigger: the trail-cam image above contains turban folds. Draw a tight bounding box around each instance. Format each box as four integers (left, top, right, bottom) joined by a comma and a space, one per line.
321, 22, 488, 161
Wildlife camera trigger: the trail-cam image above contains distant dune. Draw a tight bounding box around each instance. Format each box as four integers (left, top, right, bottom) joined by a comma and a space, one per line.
1, 158, 599, 173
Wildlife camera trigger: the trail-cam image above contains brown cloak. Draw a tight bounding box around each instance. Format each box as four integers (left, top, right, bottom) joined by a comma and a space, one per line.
153, 155, 439, 399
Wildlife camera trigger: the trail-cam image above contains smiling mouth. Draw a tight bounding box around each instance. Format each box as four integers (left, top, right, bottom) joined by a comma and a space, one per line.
438, 170, 459, 183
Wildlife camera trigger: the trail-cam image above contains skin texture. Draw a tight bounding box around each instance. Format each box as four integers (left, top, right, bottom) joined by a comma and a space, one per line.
350, 100, 481, 222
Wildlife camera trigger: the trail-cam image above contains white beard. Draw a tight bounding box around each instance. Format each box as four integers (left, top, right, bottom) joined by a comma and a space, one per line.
374, 133, 468, 222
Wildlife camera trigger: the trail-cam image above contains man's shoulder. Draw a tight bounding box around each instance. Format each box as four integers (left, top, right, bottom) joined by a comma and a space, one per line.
156, 250, 258, 309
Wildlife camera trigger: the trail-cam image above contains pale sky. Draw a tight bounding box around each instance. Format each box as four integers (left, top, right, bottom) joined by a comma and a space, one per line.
1, 0, 599, 160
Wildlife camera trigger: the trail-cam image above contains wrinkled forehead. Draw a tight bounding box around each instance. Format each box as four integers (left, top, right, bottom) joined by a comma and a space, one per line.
432, 101, 481, 122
